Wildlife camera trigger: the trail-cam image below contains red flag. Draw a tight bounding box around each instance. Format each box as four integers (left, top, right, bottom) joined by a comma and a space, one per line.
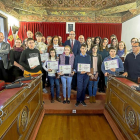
7, 27, 14, 48
16, 27, 23, 41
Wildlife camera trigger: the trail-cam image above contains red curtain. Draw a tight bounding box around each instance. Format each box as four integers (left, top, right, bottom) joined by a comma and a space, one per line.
19, 22, 122, 43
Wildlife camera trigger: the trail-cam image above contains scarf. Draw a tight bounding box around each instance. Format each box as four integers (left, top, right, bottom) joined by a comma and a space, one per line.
13, 46, 24, 52
117, 49, 124, 57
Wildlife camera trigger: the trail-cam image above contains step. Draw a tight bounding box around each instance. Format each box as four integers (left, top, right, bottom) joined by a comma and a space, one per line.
43, 99, 105, 115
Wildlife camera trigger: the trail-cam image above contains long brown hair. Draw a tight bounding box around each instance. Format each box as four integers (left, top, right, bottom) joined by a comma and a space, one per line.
111, 38, 118, 48
50, 36, 61, 46
117, 41, 127, 55
99, 38, 109, 51
49, 48, 57, 59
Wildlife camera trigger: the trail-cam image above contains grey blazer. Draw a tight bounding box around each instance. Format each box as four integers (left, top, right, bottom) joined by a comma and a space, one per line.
0, 42, 10, 69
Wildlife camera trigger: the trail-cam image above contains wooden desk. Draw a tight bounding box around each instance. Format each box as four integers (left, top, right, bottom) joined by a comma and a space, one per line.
0, 75, 43, 140
106, 77, 140, 140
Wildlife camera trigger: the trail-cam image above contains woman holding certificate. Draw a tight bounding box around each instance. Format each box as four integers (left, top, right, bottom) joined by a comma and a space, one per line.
59, 45, 75, 104
43, 48, 61, 103
47, 36, 63, 53
101, 47, 124, 86
88, 44, 102, 103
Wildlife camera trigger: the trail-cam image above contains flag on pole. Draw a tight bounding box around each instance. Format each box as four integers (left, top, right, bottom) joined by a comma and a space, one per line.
16, 27, 23, 41
7, 26, 14, 48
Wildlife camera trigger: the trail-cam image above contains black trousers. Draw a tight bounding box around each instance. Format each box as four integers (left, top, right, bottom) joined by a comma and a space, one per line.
0, 60, 8, 82
98, 72, 105, 90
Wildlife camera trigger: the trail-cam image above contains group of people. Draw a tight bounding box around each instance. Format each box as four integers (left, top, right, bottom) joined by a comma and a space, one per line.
0, 30, 140, 107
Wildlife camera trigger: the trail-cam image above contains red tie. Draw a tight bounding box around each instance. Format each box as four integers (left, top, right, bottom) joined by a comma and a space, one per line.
71, 40, 73, 49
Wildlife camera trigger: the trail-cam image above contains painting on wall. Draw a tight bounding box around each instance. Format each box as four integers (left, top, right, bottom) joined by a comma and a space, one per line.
66, 22, 75, 34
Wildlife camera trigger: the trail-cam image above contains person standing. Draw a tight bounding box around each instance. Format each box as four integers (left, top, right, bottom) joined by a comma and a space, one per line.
74, 44, 91, 107
0, 32, 10, 81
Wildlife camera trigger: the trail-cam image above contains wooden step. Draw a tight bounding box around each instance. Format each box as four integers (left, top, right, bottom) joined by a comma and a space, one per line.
43, 99, 105, 114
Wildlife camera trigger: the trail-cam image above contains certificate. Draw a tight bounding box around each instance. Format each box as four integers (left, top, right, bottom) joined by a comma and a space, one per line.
55, 47, 64, 54
59, 65, 71, 74
47, 61, 58, 70
77, 63, 90, 72
28, 57, 40, 68
104, 59, 119, 70
41, 53, 49, 61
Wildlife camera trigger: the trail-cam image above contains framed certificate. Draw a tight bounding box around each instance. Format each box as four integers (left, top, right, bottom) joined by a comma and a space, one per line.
28, 57, 40, 68
104, 59, 119, 70
55, 47, 64, 54
59, 65, 71, 74
40, 53, 49, 61
77, 63, 90, 72
47, 61, 58, 70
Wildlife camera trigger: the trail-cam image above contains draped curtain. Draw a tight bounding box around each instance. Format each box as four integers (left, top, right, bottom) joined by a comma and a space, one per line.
19, 22, 122, 43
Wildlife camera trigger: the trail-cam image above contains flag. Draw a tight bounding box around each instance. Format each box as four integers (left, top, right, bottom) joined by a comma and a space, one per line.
16, 27, 23, 41
7, 26, 14, 48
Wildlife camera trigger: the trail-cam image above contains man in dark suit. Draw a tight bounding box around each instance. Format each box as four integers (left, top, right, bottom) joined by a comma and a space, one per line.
0, 32, 10, 81
64, 31, 80, 56
64, 31, 81, 90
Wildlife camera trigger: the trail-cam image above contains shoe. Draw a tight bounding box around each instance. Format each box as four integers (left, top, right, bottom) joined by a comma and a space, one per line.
63, 100, 67, 104
81, 101, 87, 106
98, 88, 102, 92
56, 97, 61, 102
43, 88, 47, 93
67, 100, 70, 104
92, 96, 96, 103
75, 102, 80, 107
89, 96, 92, 103
51, 98, 54, 103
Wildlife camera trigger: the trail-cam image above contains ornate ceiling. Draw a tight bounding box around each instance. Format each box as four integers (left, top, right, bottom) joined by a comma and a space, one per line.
0, 0, 140, 23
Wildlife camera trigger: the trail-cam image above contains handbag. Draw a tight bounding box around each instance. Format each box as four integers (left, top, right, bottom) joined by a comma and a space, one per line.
87, 68, 98, 81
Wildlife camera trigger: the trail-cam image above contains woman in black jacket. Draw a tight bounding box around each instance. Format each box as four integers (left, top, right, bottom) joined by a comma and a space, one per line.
88, 44, 102, 103
9, 38, 24, 81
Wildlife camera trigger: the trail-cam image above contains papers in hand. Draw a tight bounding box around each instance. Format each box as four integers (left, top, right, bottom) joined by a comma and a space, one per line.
28, 57, 40, 68
59, 65, 71, 74
47, 61, 58, 70
55, 47, 64, 54
41, 53, 49, 61
104, 59, 119, 70
78, 63, 90, 72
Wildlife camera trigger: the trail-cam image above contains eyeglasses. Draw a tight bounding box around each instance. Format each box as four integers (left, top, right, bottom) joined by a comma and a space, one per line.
132, 46, 138, 47
69, 34, 75, 35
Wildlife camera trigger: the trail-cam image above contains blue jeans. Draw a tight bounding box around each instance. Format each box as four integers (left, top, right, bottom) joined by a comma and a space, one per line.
88, 77, 99, 96
105, 76, 108, 86
77, 73, 89, 102
48, 76, 60, 98
61, 76, 72, 98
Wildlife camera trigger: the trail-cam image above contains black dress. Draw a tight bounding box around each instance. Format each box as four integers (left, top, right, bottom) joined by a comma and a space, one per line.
9, 50, 23, 82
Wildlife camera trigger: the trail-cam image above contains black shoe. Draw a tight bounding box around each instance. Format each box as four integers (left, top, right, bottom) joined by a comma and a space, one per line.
51, 98, 54, 103
75, 102, 80, 107
67, 100, 70, 104
81, 101, 87, 106
63, 100, 67, 104
98, 88, 102, 92
56, 97, 61, 102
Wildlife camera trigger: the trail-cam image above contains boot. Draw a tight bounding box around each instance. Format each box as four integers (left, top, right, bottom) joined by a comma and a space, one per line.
56, 97, 61, 102
89, 96, 92, 103
51, 97, 54, 103
92, 96, 96, 103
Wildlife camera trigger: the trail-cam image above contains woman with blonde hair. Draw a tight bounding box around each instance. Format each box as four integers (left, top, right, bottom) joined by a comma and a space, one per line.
59, 45, 75, 104
117, 41, 128, 57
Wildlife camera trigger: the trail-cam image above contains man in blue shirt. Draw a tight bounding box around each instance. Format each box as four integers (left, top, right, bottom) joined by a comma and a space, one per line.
74, 44, 91, 106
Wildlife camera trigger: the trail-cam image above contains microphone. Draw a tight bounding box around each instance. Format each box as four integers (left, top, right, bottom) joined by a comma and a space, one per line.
5, 82, 24, 89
